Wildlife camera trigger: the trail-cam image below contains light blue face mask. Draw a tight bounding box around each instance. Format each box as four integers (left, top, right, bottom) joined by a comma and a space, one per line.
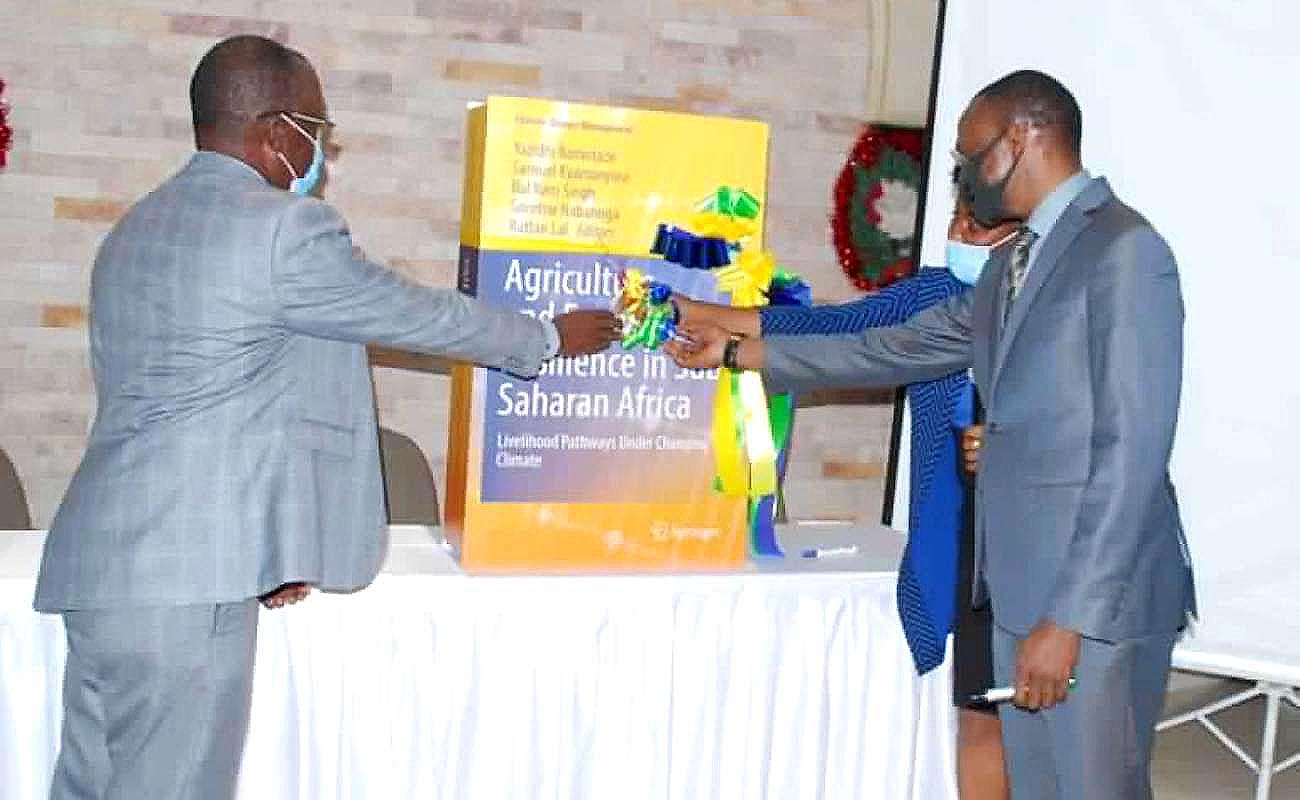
945, 231, 1016, 286
945, 240, 993, 286
276, 113, 324, 196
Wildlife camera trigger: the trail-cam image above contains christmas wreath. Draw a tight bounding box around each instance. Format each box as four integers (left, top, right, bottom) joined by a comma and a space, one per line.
831, 125, 924, 291
0, 79, 11, 168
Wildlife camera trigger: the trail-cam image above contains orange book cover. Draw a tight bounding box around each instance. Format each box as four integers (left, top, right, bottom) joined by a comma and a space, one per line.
446, 97, 769, 572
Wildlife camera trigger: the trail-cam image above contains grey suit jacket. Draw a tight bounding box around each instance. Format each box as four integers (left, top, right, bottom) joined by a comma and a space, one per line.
764, 178, 1196, 641
35, 152, 547, 611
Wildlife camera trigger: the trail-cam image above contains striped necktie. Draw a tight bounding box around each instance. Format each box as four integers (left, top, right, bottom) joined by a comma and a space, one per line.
1004, 227, 1039, 325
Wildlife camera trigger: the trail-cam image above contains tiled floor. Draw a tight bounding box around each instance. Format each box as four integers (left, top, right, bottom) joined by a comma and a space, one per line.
1153, 672, 1300, 799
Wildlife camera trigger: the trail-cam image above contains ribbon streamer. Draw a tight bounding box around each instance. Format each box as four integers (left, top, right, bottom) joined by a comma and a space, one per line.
647, 187, 813, 557
737, 371, 778, 498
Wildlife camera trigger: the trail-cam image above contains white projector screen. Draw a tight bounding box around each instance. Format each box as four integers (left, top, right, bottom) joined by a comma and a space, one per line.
901, 0, 1300, 685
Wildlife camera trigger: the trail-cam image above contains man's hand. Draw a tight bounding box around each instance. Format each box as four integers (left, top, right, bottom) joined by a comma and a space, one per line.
961, 424, 984, 477
1014, 621, 1081, 710
259, 582, 311, 609
553, 309, 621, 357
665, 322, 730, 369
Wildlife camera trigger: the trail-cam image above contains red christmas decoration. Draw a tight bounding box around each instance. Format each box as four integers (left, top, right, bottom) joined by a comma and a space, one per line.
830, 125, 924, 292
0, 79, 11, 168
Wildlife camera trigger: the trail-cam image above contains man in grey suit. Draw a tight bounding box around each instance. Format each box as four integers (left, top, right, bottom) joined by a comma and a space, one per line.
669, 71, 1195, 799
36, 36, 619, 799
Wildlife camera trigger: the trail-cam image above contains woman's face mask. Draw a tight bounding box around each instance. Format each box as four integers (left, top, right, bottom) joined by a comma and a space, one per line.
945, 229, 1017, 286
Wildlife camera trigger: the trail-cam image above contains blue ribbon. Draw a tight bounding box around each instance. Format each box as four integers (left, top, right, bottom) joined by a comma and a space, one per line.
749, 436, 791, 558
749, 278, 811, 558
651, 224, 731, 269
767, 277, 813, 308
648, 282, 673, 305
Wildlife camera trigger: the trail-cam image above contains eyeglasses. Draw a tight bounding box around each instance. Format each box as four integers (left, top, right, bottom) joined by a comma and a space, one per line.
951, 126, 1008, 173
257, 110, 336, 140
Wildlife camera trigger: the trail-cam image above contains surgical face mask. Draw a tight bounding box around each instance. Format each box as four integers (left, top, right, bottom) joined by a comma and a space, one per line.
945, 230, 1016, 286
276, 113, 324, 196
957, 130, 1022, 228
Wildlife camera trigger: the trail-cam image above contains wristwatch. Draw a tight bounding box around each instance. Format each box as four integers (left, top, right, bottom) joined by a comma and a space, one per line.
722, 334, 744, 370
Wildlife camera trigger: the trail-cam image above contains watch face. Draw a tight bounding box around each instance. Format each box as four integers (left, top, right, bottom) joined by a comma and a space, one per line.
723, 336, 741, 370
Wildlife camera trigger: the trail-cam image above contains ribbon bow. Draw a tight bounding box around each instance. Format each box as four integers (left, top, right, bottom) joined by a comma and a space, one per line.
695, 186, 761, 219
640, 187, 813, 557
651, 224, 732, 269
713, 249, 777, 309
617, 268, 678, 351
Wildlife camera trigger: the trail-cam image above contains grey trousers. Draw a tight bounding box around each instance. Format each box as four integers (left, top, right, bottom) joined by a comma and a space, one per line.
993, 625, 1176, 800
49, 600, 259, 800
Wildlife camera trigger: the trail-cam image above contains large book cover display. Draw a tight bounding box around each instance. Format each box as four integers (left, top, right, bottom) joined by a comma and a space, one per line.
446, 97, 772, 572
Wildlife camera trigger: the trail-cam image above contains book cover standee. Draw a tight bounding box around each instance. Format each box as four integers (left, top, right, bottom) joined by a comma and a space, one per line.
446, 97, 769, 572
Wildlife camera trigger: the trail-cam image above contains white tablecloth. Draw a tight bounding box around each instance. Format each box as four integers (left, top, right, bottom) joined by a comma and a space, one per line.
0, 526, 957, 800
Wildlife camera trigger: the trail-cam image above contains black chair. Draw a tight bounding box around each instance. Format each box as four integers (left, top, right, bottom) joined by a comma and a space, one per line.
0, 446, 33, 530
378, 428, 439, 525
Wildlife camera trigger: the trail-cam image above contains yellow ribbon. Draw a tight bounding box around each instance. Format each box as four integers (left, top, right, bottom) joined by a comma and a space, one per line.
619, 267, 649, 315
709, 370, 778, 498
660, 189, 782, 503
711, 371, 748, 495
713, 249, 776, 308
688, 211, 758, 243
736, 371, 777, 497
708, 249, 779, 499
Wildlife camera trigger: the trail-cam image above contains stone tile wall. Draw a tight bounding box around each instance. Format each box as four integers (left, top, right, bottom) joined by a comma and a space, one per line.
0, 0, 897, 528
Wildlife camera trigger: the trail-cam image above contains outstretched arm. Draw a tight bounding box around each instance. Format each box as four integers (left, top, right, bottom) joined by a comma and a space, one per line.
760, 290, 973, 392
667, 291, 974, 392
271, 200, 618, 376
675, 279, 921, 338
674, 296, 763, 337
759, 279, 919, 335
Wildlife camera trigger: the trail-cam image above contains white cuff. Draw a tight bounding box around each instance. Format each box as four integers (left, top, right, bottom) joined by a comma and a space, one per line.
542, 319, 561, 360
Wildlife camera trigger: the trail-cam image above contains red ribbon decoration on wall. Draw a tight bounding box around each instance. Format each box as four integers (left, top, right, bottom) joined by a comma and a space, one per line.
0, 79, 12, 168
830, 125, 924, 292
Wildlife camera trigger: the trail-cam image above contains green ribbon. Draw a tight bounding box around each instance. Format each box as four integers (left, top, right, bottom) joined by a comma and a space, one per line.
768, 393, 794, 456
696, 186, 761, 220
621, 304, 674, 350
730, 369, 746, 473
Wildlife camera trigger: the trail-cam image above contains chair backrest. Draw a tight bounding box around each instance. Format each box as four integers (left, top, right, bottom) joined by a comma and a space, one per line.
0, 447, 33, 530
378, 427, 439, 525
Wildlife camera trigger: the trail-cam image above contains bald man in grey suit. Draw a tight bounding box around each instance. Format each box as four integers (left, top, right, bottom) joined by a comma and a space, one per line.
36, 36, 618, 799
670, 71, 1195, 800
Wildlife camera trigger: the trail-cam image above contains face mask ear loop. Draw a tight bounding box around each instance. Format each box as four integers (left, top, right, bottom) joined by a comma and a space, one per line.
276, 113, 320, 174
990, 228, 1018, 248
275, 114, 323, 193
275, 151, 300, 181
280, 113, 316, 143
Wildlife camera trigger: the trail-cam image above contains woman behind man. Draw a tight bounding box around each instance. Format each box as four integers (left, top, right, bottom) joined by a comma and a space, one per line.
676, 192, 1015, 800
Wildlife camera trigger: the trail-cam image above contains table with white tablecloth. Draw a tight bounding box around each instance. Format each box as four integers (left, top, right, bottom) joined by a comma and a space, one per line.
0, 525, 957, 800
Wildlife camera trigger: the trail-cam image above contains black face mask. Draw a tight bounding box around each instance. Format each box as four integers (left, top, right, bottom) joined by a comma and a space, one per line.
958, 130, 1023, 228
